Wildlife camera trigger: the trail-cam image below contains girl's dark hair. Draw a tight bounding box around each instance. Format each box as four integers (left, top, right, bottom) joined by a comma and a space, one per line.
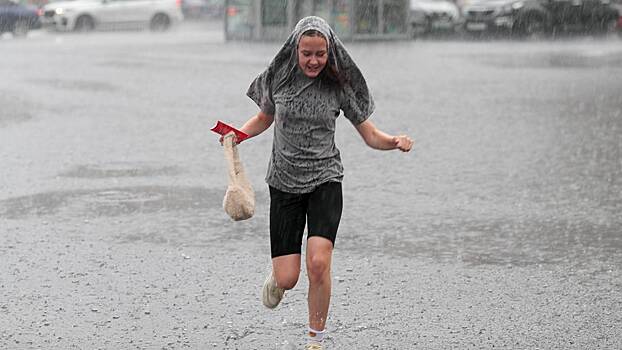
300, 29, 346, 87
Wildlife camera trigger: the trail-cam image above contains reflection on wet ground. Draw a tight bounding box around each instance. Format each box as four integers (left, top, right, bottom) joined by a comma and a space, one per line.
350, 41, 622, 267
60, 162, 181, 178
478, 48, 622, 69
97, 60, 150, 69
0, 186, 268, 247
342, 217, 621, 267
0, 186, 221, 218
1, 35, 620, 270
0, 182, 618, 267
0, 92, 34, 126
27, 78, 119, 92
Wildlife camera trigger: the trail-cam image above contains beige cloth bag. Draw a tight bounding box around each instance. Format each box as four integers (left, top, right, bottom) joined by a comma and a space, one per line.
221, 132, 255, 221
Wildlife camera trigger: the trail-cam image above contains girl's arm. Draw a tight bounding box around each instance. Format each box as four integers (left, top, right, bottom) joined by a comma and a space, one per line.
220, 111, 273, 144
240, 111, 274, 138
354, 119, 413, 152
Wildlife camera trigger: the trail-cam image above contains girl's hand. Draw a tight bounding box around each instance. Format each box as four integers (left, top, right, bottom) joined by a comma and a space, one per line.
393, 135, 413, 152
219, 134, 239, 146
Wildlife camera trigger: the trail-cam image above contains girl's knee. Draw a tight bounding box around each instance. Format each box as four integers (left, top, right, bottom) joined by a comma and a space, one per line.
272, 254, 301, 290
307, 254, 330, 282
275, 274, 299, 290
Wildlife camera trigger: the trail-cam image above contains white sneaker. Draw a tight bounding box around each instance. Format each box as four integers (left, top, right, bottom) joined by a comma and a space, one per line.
304, 342, 323, 350
262, 271, 284, 309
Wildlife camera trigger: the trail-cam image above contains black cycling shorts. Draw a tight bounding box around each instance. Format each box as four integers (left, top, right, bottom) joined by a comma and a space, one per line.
269, 181, 343, 258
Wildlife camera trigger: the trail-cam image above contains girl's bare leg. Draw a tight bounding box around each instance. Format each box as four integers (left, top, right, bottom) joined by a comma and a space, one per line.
306, 236, 333, 331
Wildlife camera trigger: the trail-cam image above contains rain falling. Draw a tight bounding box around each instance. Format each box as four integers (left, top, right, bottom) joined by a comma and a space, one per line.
1, 0, 621, 349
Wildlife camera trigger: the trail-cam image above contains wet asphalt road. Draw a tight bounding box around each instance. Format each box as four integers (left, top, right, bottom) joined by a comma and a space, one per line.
1, 21, 621, 349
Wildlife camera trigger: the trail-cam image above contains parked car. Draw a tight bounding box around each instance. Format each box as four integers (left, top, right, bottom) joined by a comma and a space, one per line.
0, 0, 41, 37
40, 0, 184, 32
462, 0, 620, 37
410, 0, 462, 36
181, 0, 221, 18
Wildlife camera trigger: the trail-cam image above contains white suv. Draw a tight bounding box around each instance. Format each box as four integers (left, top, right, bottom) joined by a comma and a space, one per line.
41, 0, 184, 32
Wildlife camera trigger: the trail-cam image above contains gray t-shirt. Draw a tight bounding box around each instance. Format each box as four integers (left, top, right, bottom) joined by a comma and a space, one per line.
248, 69, 370, 193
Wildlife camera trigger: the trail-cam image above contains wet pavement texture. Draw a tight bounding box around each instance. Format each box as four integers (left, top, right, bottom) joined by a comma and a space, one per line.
1, 22, 621, 349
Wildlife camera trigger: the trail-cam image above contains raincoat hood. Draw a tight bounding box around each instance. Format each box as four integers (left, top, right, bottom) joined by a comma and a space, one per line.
247, 16, 374, 122
293, 15, 332, 47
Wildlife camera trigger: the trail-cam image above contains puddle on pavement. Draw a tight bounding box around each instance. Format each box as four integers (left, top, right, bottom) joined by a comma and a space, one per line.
477, 50, 622, 69
97, 60, 149, 69
545, 52, 622, 68
59, 162, 181, 178
28, 78, 118, 92
0, 186, 268, 247
113, 211, 267, 247
0, 92, 34, 126
341, 216, 622, 267
0, 186, 222, 219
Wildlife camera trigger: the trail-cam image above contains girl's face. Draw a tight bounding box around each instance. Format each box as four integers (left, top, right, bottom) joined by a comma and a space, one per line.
297, 35, 328, 78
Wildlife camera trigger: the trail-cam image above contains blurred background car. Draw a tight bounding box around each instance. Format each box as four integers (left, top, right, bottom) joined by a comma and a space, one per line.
0, 0, 41, 37
410, 0, 461, 37
40, 0, 184, 32
181, 0, 221, 19
462, 0, 620, 38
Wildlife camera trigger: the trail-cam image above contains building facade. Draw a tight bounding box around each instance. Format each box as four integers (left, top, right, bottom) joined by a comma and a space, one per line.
224, 0, 410, 40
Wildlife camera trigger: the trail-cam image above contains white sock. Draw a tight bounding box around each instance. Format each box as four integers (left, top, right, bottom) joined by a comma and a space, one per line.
308, 327, 326, 343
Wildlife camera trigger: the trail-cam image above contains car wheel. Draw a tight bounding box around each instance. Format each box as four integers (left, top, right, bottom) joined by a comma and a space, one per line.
150, 13, 171, 32
12, 19, 30, 38
74, 15, 95, 32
